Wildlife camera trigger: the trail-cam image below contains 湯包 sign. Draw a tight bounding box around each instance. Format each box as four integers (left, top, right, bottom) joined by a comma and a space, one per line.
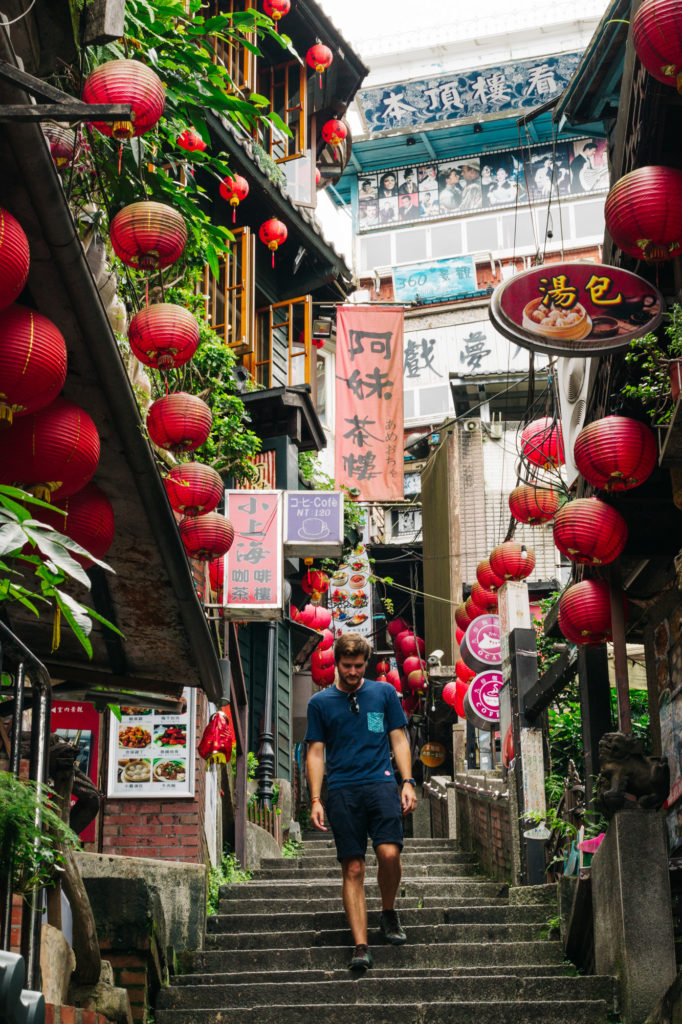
489, 262, 664, 357
283, 490, 344, 557
223, 490, 283, 619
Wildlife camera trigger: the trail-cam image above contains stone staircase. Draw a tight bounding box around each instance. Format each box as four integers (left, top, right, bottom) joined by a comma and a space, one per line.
155, 837, 617, 1024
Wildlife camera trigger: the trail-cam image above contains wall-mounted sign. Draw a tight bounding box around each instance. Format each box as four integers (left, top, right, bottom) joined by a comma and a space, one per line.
489, 262, 664, 357
51, 700, 101, 841
357, 52, 582, 135
107, 689, 196, 799
464, 669, 503, 729
393, 256, 478, 304
223, 490, 283, 619
283, 490, 344, 557
461, 614, 502, 674
329, 542, 373, 638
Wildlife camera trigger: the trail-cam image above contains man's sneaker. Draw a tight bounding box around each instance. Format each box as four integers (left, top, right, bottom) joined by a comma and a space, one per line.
348, 944, 373, 970
380, 909, 407, 945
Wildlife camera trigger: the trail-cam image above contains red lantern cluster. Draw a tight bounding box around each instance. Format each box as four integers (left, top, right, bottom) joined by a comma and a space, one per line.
509, 483, 560, 525
633, 0, 682, 93
129, 304, 199, 371
0, 207, 30, 312
147, 392, 212, 454
110, 201, 187, 272
520, 417, 565, 469
301, 569, 330, 603
558, 579, 627, 646
83, 59, 165, 140
553, 497, 628, 566
164, 462, 223, 517
387, 618, 427, 711
294, 603, 332, 631
177, 128, 207, 153
220, 175, 250, 223
574, 416, 657, 492
0, 305, 67, 426
259, 218, 287, 267
489, 541, 536, 581
179, 512, 234, 561
605, 166, 682, 262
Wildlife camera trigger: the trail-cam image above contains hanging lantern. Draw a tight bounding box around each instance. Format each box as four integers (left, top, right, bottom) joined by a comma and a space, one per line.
311, 646, 335, 687
297, 603, 332, 631
259, 218, 287, 267
0, 305, 67, 426
456, 626, 465, 646
219, 175, 250, 224
442, 681, 458, 708
633, 0, 682, 92
317, 629, 334, 652
455, 603, 471, 632
110, 202, 187, 271
396, 633, 425, 661
558, 579, 628, 646
489, 541, 536, 582
574, 415, 658, 492
164, 462, 223, 517
605, 166, 682, 262
198, 709, 235, 767
386, 669, 402, 694
0, 397, 99, 502
0, 207, 29, 312
264, 0, 290, 27
315, 167, 322, 188
179, 512, 234, 561
128, 304, 199, 371
520, 417, 565, 469
509, 483, 561, 525
301, 569, 330, 603
306, 44, 333, 87
376, 660, 390, 674
147, 393, 212, 453
465, 596, 487, 622
83, 59, 165, 140
553, 497, 628, 566
402, 656, 426, 677
388, 617, 410, 638
476, 559, 504, 592
471, 582, 498, 612
402, 693, 419, 714
43, 123, 80, 169
453, 681, 469, 718
503, 725, 515, 768
420, 741, 446, 768
177, 128, 207, 153
36, 482, 115, 569
406, 669, 427, 693
456, 659, 475, 683
321, 118, 347, 160
209, 555, 224, 599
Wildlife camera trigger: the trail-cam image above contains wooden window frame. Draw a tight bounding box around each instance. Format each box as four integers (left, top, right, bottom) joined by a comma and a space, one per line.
257, 60, 308, 163
204, 227, 255, 354
210, 0, 257, 96
248, 295, 314, 398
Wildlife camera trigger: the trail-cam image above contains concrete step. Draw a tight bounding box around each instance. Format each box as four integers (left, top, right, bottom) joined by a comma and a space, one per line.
252, 862, 482, 880
206, 903, 549, 934
219, 879, 508, 901
158, 973, 615, 1010
216, 895, 511, 915
301, 838, 459, 851
155, 998, 611, 1024
172, 963, 582, 986
204, 921, 550, 950
261, 852, 476, 869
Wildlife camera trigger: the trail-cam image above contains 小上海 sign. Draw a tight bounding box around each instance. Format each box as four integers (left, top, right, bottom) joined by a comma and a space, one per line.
489, 262, 664, 357
283, 490, 344, 557
464, 670, 503, 729
222, 490, 283, 619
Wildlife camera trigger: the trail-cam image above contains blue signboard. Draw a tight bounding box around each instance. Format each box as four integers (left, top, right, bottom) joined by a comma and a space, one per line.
393, 256, 478, 304
357, 52, 582, 135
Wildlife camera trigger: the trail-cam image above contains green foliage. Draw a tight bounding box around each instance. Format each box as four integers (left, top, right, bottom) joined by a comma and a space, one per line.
0, 772, 79, 895
229, 748, 259, 779
297, 453, 367, 553
623, 303, 682, 424
206, 849, 252, 914
533, 591, 563, 674
296, 803, 311, 832
281, 836, 303, 858
0, 484, 122, 656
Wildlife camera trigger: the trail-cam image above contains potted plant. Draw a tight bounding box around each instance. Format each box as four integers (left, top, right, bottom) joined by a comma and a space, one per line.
623, 302, 682, 424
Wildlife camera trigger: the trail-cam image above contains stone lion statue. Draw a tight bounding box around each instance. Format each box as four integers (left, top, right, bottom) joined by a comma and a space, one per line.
595, 732, 669, 818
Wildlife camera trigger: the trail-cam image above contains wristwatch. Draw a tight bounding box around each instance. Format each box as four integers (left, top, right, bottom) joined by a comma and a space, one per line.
402, 778, 416, 787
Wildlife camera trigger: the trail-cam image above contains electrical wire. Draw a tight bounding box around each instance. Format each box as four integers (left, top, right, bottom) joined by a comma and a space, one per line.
0, 0, 38, 27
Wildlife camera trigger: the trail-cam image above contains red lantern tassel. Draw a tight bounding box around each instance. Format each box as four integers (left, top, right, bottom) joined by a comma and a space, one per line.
233, 207, 236, 224
272, 251, 275, 268
319, 73, 323, 89
118, 143, 123, 175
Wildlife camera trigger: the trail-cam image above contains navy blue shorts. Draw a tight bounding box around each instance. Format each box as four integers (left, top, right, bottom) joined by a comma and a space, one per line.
325, 781, 403, 861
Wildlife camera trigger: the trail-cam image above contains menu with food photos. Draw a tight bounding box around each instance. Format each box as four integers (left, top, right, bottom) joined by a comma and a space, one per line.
106, 688, 196, 798
330, 543, 373, 639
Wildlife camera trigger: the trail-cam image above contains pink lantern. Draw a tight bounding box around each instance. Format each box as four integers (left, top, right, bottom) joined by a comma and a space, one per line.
317, 629, 334, 651
388, 617, 410, 638
386, 669, 402, 694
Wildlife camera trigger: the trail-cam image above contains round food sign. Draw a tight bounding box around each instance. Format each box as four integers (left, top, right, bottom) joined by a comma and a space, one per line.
461, 614, 501, 675
464, 670, 503, 729
489, 262, 663, 357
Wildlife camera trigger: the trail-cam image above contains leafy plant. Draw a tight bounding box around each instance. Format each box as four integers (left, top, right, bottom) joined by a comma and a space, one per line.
533, 591, 563, 674
0, 772, 79, 895
206, 849, 252, 914
623, 303, 682, 424
281, 836, 303, 858
298, 452, 367, 553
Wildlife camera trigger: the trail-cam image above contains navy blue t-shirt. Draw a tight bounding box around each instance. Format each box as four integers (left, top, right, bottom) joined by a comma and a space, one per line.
304, 678, 408, 789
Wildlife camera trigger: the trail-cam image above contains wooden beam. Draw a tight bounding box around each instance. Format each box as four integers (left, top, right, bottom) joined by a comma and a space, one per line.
0, 103, 132, 122
44, 662, 185, 698
523, 646, 578, 721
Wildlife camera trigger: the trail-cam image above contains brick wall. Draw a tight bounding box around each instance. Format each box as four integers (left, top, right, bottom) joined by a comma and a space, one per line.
46, 1007, 114, 1024
455, 772, 512, 883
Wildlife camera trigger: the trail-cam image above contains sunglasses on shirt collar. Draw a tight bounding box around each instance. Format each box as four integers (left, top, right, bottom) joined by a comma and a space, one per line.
347, 692, 359, 715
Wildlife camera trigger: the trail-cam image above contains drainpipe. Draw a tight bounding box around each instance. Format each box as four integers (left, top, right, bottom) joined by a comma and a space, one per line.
255, 622, 277, 809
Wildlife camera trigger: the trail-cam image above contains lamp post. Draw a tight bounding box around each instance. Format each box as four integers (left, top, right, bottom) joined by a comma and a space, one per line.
256, 621, 277, 809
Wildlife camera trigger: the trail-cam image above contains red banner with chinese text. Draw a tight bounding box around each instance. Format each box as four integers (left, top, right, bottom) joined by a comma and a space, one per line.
335, 306, 404, 501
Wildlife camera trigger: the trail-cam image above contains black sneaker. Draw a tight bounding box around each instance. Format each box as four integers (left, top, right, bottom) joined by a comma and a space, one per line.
380, 909, 407, 945
348, 944, 373, 970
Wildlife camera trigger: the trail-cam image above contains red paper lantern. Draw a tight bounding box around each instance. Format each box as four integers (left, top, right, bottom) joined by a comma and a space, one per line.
0, 207, 30, 312
574, 415, 658, 492
0, 304, 67, 425
311, 647, 335, 687
164, 462, 223, 517
386, 669, 402, 694
177, 128, 207, 152
297, 603, 332, 631
0, 397, 99, 502
147, 393, 212, 453
402, 693, 419, 714
520, 417, 565, 468
503, 725, 514, 767
605, 166, 682, 262
453, 681, 469, 718
307, 44, 333, 75
471, 582, 498, 612
128, 304, 199, 371
553, 497, 628, 566
179, 512, 234, 560
264, 0, 290, 22
455, 603, 471, 631
376, 660, 390, 674
442, 682, 458, 708
219, 175, 250, 223
317, 629, 334, 652
402, 656, 426, 676
315, 167, 322, 187
388, 617, 410, 638
302, 569, 330, 602
558, 579, 628, 646
455, 626, 465, 645
465, 596, 487, 621
321, 118, 347, 160
43, 123, 80, 169
83, 59, 165, 140
406, 669, 427, 692
476, 559, 504, 592
396, 633, 425, 660
37, 482, 115, 569
198, 709, 235, 766
110, 202, 187, 271
633, 0, 682, 92
489, 541, 536, 581
209, 555, 224, 598
259, 218, 287, 267
509, 483, 561, 525
456, 659, 475, 683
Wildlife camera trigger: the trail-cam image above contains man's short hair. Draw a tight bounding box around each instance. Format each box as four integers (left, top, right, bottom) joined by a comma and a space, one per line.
334, 631, 371, 663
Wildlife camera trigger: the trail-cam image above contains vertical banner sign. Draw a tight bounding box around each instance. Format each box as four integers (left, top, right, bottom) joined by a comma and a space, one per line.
335, 305, 404, 501
223, 490, 283, 620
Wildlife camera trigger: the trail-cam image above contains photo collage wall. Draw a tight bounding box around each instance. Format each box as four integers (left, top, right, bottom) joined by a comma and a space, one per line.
357, 137, 609, 232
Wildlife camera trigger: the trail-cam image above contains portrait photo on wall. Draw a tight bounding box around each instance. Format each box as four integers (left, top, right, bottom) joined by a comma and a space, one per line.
358, 175, 378, 201
358, 199, 379, 227
417, 165, 438, 190
398, 193, 420, 222
379, 196, 398, 224
378, 170, 399, 198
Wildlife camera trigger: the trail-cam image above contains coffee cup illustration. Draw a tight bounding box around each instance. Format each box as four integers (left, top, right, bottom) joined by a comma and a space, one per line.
298, 518, 330, 539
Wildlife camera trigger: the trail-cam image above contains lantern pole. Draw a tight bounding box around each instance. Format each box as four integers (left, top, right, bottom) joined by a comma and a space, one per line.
256, 621, 277, 810
609, 564, 631, 734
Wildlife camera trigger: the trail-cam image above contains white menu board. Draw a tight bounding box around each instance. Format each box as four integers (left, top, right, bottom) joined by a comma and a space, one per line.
329, 543, 373, 638
107, 688, 196, 798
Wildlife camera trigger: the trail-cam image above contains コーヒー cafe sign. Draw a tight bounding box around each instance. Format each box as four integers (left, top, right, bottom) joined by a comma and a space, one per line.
489, 262, 663, 357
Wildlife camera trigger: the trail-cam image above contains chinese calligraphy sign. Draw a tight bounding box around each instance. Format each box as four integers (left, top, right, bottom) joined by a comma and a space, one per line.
489, 262, 664, 357
223, 491, 283, 619
336, 306, 404, 501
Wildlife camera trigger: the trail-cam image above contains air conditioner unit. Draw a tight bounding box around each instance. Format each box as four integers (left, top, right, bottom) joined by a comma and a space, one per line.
557, 355, 598, 488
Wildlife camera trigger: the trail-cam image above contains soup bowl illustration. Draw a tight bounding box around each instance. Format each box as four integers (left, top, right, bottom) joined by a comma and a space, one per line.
522, 296, 591, 341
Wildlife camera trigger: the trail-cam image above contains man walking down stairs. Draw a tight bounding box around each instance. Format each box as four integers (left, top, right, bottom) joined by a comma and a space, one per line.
155, 835, 617, 1023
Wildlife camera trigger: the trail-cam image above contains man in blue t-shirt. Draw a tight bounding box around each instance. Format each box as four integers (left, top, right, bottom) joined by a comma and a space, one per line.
305, 631, 418, 971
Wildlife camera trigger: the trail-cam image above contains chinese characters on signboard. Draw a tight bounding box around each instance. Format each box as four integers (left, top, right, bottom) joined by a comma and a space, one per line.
393, 256, 478, 304
357, 53, 582, 134
357, 137, 608, 232
51, 701, 100, 841
107, 689, 196, 799
335, 306, 404, 502
283, 491, 344, 557
223, 490, 283, 619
